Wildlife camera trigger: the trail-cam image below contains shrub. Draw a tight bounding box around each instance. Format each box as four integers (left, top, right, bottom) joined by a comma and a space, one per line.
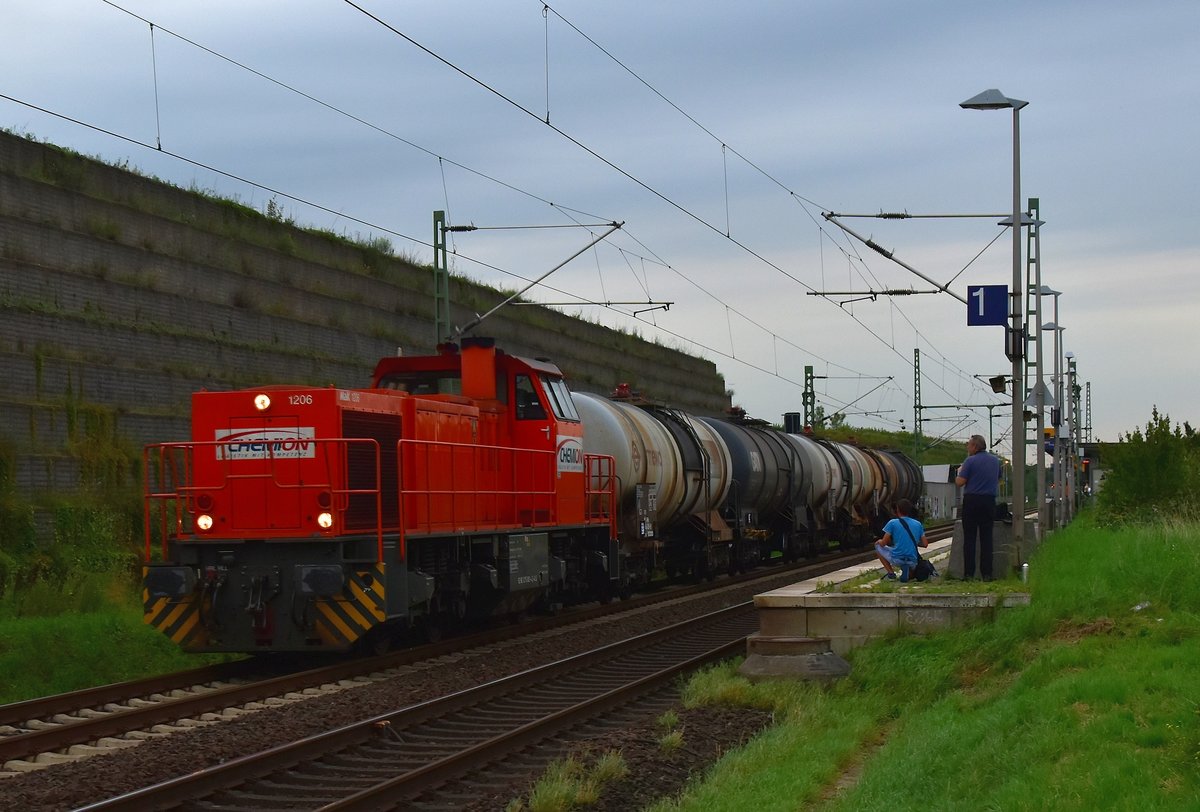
1097, 406, 1200, 524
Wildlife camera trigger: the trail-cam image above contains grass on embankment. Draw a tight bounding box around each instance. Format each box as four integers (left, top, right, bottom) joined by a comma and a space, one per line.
650, 513, 1200, 812
0, 575, 231, 705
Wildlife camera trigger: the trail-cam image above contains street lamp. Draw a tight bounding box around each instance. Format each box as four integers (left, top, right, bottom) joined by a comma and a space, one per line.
961, 88, 1029, 550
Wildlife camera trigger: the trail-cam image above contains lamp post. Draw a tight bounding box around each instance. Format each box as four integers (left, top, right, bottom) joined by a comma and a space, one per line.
961, 88, 1028, 548
1041, 285, 1063, 528
1021, 204, 1047, 541
1042, 316, 1065, 529
1065, 351, 1079, 522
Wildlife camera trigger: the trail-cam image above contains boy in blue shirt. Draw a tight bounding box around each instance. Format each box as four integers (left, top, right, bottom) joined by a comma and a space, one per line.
874, 498, 928, 582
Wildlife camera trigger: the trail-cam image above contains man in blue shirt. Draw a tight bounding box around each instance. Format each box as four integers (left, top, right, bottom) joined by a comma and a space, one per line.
874, 498, 927, 581
955, 434, 1002, 580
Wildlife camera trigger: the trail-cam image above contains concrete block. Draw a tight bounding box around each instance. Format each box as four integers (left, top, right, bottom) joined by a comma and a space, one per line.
806, 605, 901, 641
757, 607, 808, 637
949, 517, 1036, 579
750, 586, 1030, 657
745, 633, 833, 656
898, 604, 995, 634
739, 635, 850, 682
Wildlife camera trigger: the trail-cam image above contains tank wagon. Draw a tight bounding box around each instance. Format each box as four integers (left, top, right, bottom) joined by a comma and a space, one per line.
141, 339, 921, 654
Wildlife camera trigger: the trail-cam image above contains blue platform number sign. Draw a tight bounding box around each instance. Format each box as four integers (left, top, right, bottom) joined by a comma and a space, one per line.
966, 284, 1008, 326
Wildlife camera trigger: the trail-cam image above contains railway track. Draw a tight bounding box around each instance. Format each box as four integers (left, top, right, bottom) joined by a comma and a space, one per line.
2, 525, 958, 797
81, 603, 759, 811
0, 543, 899, 778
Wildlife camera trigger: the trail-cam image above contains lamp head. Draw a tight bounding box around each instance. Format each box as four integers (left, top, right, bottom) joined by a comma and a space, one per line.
960, 89, 1028, 111
988, 375, 1008, 394
998, 213, 1045, 227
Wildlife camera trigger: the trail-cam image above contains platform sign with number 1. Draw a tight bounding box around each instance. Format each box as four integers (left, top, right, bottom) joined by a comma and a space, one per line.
966, 284, 1007, 326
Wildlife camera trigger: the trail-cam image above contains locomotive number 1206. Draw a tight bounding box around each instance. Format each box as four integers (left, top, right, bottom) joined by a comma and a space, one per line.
288, 394, 314, 406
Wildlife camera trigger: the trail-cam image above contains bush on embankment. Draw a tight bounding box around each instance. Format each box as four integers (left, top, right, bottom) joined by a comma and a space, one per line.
1096, 406, 1200, 524
652, 513, 1200, 812
0, 455, 226, 702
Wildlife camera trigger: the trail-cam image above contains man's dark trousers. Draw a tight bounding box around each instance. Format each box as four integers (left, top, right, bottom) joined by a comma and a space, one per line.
961, 493, 995, 579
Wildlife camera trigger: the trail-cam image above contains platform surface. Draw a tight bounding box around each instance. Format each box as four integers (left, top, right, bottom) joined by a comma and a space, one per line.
754, 536, 954, 608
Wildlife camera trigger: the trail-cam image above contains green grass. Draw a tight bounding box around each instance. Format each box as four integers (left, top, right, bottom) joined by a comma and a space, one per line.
650, 512, 1200, 811
0, 606, 232, 704
506, 751, 628, 812
0, 568, 233, 704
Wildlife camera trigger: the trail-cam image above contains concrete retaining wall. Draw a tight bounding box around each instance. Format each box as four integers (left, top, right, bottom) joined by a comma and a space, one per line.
0, 131, 731, 517
755, 591, 1031, 656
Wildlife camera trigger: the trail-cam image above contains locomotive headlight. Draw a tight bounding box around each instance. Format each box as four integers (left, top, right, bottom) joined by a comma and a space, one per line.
253, 393, 271, 411
196, 514, 214, 532
317, 512, 334, 530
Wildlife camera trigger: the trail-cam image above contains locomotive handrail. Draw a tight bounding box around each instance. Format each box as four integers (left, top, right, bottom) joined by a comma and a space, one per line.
584, 453, 617, 538
393, 440, 619, 560
395, 439, 557, 559
142, 438, 384, 562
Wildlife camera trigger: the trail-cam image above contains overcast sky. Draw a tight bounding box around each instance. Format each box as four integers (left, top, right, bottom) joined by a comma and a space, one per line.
4, 1, 1198, 457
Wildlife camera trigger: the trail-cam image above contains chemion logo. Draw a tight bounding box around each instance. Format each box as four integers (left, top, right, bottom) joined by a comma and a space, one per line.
215, 428, 316, 460
556, 437, 584, 474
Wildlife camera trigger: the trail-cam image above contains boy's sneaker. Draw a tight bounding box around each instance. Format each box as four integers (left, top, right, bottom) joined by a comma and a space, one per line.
880, 572, 897, 581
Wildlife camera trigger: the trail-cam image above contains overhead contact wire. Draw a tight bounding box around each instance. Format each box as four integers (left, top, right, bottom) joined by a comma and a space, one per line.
103, 0, 909, 409
104, 2, 966, 423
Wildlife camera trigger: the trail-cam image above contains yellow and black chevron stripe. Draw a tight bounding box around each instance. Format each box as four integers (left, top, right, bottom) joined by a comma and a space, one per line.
142, 567, 208, 650
311, 563, 387, 648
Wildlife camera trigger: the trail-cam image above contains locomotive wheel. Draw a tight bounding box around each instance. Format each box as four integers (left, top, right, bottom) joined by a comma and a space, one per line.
365, 627, 396, 656
420, 616, 443, 643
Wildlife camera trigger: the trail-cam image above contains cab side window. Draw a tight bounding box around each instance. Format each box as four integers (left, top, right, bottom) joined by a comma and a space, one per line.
543, 377, 580, 422
514, 375, 547, 421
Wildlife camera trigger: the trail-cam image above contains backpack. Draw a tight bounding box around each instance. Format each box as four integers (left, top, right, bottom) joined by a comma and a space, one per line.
898, 519, 937, 582
912, 555, 937, 582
